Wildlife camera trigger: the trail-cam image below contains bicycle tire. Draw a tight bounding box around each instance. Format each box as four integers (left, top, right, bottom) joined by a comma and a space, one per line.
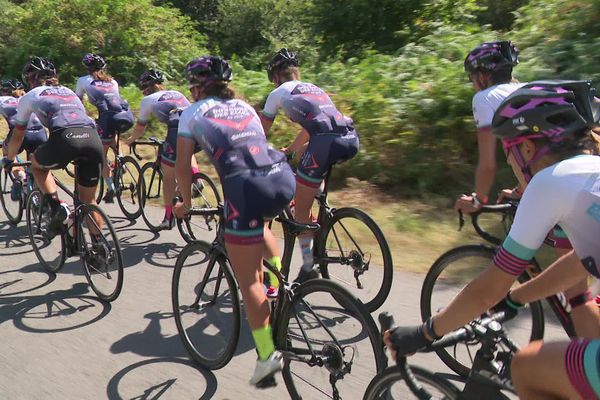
139, 162, 165, 231
26, 189, 67, 273
177, 172, 222, 243
420, 244, 545, 377
318, 207, 393, 312
0, 169, 24, 225
172, 241, 241, 369
275, 279, 386, 400
95, 176, 105, 205
115, 155, 143, 220
79, 203, 124, 302
363, 365, 460, 400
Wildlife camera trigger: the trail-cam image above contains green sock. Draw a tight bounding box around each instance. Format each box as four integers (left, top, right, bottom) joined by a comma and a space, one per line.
266, 256, 282, 289
252, 325, 275, 361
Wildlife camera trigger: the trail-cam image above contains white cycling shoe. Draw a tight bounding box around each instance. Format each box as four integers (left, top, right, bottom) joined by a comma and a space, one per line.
249, 350, 283, 387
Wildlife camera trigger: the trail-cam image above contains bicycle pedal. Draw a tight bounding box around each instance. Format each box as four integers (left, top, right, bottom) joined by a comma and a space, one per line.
255, 375, 277, 389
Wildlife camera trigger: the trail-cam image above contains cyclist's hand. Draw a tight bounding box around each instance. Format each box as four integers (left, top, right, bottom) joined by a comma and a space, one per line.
124, 136, 135, 146
0, 157, 14, 170
489, 292, 523, 322
173, 201, 189, 219
454, 194, 480, 215
497, 187, 521, 204
384, 325, 432, 362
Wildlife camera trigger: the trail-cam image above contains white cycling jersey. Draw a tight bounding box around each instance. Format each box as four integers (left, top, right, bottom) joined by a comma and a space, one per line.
472, 82, 526, 129
494, 154, 600, 279
138, 90, 190, 125
75, 75, 120, 107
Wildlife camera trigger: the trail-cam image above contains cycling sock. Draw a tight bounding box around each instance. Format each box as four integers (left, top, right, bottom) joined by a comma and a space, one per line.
299, 237, 314, 271
105, 176, 115, 191
252, 325, 275, 361
191, 166, 200, 175
265, 256, 282, 289
165, 205, 173, 220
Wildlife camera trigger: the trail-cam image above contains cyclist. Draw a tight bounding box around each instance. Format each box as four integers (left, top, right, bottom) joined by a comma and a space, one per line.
75, 53, 134, 203
2, 57, 104, 236
125, 69, 201, 230
455, 40, 522, 214
0, 79, 47, 198
260, 48, 359, 283
173, 56, 295, 386
385, 80, 600, 399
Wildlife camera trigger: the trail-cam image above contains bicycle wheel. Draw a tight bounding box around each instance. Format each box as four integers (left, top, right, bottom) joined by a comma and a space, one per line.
115, 155, 143, 220
420, 244, 545, 377
172, 241, 241, 369
26, 189, 67, 273
318, 207, 393, 312
177, 172, 222, 243
78, 203, 123, 302
363, 365, 460, 400
140, 162, 165, 231
95, 173, 105, 205
0, 169, 24, 225
275, 279, 385, 399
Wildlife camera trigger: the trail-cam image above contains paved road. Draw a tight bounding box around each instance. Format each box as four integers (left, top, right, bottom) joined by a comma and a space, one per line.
0, 202, 568, 399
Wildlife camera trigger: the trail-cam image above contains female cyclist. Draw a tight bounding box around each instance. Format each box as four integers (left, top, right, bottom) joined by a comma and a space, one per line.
75, 53, 134, 203
173, 56, 295, 386
260, 48, 359, 283
387, 80, 600, 399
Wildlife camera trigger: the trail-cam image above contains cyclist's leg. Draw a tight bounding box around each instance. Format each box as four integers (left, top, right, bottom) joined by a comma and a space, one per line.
160, 126, 179, 226
76, 130, 105, 234
512, 339, 600, 400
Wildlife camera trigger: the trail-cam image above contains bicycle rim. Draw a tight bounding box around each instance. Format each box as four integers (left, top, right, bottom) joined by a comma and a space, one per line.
363, 366, 460, 400
172, 241, 240, 369
79, 204, 123, 302
177, 172, 222, 243
420, 245, 544, 376
140, 162, 165, 231
318, 207, 393, 312
26, 189, 66, 273
116, 156, 143, 220
0, 169, 24, 225
276, 279, 385, 399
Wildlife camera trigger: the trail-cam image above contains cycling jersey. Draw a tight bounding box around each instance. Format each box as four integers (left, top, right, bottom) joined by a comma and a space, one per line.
138, 90, 190, 166
1, 95, 47, 154
75, 75, 133, 142
472, 82, 526, 129
15, 86, 95, 131
262, 80, 359, 187
493, 155, 600, 279
179, 97, 295, 244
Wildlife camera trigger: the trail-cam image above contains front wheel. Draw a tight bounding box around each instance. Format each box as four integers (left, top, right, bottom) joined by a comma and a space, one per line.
26, 189, 66, 273
177, 172, 222, 243
317, 207, 393, 312
115, 155, 143, 220
276, 279, 385, 400
363, 365, 460, 400
78, 203, 124, 302
0, 169, 24, 225
139, 162, 165, 232
420, 244, 545, 377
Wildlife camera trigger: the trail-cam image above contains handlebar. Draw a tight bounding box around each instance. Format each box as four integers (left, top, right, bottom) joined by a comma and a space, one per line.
458, 200, 518, 246
130, 137, 164, 160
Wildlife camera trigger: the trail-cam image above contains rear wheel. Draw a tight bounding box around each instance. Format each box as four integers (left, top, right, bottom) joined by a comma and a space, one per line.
140, 162, 165, 232
79, 204, 123, 302
115, 155, 143, 220
0, 169, 24, 225
177, 172, 222, 243
26, 189, 66, 273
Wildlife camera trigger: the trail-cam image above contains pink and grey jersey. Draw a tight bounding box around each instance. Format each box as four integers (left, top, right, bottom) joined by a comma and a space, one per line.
137, 90, 190, 126
262, 80, 354, 135
15, 86, 95, 132
493, 155, 600, 279
75, 75, 125, 113
472, 82, 526, 130
179, 97, 285, 178
0, 96, 43, 131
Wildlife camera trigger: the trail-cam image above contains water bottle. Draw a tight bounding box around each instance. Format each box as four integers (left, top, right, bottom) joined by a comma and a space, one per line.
58, 202, 71, 225
67, 212, 76, 237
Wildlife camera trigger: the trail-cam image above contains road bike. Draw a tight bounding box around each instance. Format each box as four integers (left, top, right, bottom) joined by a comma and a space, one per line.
26, 165, 124, 301
172, 204, 386, 399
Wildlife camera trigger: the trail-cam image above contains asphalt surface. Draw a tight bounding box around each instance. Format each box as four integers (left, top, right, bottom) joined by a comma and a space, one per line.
0, 201, 568, 400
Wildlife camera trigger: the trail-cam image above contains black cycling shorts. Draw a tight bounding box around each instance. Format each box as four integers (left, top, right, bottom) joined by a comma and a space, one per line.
34, 127, 104, 187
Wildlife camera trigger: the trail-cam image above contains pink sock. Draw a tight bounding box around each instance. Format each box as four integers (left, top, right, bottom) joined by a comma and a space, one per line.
191, 167, 200, 175
165, 205, 173, 219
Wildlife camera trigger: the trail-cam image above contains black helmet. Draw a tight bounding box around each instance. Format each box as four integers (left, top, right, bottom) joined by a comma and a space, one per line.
22, 57, 57, 85
82, 53, 106, 70
492, 80, 599, 142
464, 41, 519, 74
0, 79, 24, 94
138, 69, 164, 90
185, 56, 233, 86
266, 48, 299, 82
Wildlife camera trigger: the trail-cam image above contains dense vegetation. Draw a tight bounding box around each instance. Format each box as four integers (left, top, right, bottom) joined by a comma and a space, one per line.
0, 0, 597, 196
